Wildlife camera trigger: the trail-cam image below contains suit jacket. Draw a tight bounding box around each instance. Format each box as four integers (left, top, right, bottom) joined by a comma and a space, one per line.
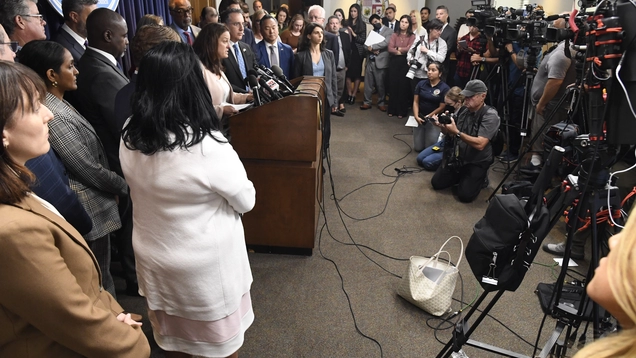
74, 48, 129, 176
382, 18, 397, 31
222, 41, 258, 94
46, 92, 127, 241
440, 24, 457, 61
293, 49, 338, 108
114, 72, 136, 133
0, 195, 150, 357
169, 23, 201, 43
242, 27, 257, 53
256, 40, 294, 79
53, 26, 84, 64
367, 26, 393, 69
25, 148, 93, 235
202, 68, 250, 119
324, 31, 340, 69
336, 30, 352, 68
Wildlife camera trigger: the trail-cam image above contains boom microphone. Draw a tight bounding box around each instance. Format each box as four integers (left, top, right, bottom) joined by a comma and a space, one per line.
271, 65, 295, 93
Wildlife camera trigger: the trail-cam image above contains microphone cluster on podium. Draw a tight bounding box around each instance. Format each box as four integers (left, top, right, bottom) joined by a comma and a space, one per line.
244, 65, 295, 107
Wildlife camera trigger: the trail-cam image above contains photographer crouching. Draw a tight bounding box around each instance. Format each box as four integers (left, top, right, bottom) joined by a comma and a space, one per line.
430, 80, 500, 202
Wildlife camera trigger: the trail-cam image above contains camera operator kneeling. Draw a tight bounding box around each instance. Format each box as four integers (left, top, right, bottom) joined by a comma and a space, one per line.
430, 80, 500, 203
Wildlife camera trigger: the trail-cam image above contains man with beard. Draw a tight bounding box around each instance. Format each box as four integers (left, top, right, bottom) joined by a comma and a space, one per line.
54, 0, 98, 63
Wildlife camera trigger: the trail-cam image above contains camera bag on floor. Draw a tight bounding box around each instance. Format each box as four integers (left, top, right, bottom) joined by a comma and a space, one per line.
465, 192, 551, 292
535, 282, 597, 321
397, 236, 463, 316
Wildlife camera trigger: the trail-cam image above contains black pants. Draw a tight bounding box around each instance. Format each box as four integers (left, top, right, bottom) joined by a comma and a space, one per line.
431, 161, 490, 203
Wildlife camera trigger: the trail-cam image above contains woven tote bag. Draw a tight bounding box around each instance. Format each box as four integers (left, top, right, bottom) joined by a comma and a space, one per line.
397, 236, 463, 316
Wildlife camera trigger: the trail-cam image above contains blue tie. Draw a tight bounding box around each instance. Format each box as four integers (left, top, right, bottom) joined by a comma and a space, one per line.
234, 43, 249, 91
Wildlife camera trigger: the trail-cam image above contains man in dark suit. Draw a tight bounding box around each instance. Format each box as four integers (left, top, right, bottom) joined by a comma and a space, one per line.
168, 0, 200, 44
221, 8, 258, 94
381, 6, 397, 31
327, 15, 350, 115
75, 8, 129, 175
307, 5, 340, 71
53, 0, 97, 64
222, 1, 257, 54
436, 5, 457, 82
256, 15, 293, 78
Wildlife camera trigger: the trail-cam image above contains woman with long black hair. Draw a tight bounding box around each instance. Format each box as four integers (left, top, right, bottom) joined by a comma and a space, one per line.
344, 3, 366, 105
120, 42, 256, 358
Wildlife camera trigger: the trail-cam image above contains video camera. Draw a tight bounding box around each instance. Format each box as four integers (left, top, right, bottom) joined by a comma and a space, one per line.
474, 2, 549, 48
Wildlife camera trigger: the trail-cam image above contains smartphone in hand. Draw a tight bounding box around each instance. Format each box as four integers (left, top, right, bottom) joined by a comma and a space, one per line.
458, 40, 468, 50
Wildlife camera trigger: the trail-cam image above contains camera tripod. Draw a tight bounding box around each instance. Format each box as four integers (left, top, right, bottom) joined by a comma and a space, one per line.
533, 147, 623, 358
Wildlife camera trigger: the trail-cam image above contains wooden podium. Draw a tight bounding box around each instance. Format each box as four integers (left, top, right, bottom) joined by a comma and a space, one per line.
229, 77, 326, 255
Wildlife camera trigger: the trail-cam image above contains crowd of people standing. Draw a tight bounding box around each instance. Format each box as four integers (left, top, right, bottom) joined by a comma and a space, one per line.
1, 0, 632, 357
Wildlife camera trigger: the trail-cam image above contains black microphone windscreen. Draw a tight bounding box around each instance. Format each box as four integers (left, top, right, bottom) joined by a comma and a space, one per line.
247, 74, 259, 87
247, 69, 259, 77
271, 65, 284, 78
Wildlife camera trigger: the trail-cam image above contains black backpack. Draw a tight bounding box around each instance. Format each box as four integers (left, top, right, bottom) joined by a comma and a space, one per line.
465, 194, 551, 292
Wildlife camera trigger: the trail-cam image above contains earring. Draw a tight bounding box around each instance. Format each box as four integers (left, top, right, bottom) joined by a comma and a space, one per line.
52, 81, 58, 88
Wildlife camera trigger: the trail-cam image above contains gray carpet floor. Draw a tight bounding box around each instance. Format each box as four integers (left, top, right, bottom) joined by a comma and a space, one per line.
114, 90, 630, 358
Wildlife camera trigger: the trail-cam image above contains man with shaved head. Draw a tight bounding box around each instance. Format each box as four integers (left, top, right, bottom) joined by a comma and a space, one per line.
168, 0, 200, 44
72, 8, 131, 296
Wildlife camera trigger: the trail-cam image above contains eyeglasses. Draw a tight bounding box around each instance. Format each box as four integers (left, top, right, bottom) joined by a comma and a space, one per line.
21, 14, 44, 22
171, 7, 193, 15
1, 41, 19, 53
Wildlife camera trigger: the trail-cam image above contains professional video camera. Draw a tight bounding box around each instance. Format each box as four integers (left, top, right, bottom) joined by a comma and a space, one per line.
478, 3, 549, 48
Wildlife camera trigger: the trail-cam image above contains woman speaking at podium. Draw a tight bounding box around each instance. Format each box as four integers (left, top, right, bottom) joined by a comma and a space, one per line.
193, 23, 253, 121
293, 22, 338, 151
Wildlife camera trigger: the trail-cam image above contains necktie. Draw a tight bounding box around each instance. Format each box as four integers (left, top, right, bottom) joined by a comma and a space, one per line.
390, 22, 394, 30
269, 45, 279, 67
184, 31, 193, 45
116, 61, 123, 73
234, 43, 249, 91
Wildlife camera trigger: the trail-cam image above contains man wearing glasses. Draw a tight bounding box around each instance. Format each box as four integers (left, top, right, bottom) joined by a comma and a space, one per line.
0, 24, 17, 61
0, 0, 46, 51
168, 0, 200, 45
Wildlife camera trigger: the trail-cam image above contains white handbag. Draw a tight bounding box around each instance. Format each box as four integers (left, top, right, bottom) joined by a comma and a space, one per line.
397, 236, 464, 316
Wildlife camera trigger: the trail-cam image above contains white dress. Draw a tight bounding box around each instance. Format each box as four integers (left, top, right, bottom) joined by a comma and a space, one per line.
120, 131, 256, 357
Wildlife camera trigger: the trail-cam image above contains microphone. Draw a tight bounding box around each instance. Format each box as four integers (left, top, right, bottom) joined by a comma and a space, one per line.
257, 64, 276, 77
258, 77, 283, 100
250, 69, 283, 99
271, 65, 295, 93
247, 75, 263, 106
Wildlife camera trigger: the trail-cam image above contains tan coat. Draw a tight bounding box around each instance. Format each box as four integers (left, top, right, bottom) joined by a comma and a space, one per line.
0, 195, 150, 357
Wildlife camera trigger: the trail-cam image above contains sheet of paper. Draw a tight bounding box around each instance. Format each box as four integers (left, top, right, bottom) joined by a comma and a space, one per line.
553, 258, 579, 267
405, 116, 419, 127
364, 31, 385, 47
222, 102, 253, 112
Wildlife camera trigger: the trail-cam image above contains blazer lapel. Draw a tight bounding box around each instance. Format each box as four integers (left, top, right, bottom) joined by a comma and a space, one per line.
16, 196, 90, 249
86, 49, 127, 82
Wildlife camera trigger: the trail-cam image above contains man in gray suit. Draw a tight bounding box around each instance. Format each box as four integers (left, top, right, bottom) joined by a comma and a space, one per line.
360, 14, 392, 112
169, 0, 200, 44
53, 0, 97, 64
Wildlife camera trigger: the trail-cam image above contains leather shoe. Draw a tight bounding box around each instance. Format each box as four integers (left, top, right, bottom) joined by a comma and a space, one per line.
542, 242, 584, 260
348, 96, 355, 105
332, 109, 344, 117
378, 105, 387, 112
360, 104, 372, 110
339, 107, 346, 113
